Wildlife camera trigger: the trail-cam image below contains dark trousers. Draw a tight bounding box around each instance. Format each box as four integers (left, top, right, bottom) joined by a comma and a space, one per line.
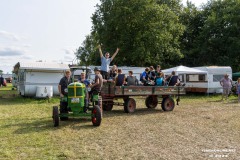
101, 71, 109, 80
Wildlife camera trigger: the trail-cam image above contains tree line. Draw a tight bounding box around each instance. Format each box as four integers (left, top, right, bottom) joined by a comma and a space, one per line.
75, 0, 240, 72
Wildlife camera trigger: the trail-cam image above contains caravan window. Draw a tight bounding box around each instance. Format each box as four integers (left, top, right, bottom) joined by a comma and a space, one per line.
178, 74, 184, 82
199, 74, 205, 81
213, 75, 224, 82
186, 74, 206, 82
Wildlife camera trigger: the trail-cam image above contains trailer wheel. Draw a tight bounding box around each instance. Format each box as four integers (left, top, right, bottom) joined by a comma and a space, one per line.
52, 106, 59, 127
103, 103, 113, 111
124, 98, 136, 113
145, 95, 158, 108
92, 105, 102, 126
161, 97, 175, 111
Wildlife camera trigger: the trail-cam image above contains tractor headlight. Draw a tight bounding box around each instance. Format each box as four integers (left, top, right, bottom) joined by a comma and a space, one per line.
64, 88, 68, 93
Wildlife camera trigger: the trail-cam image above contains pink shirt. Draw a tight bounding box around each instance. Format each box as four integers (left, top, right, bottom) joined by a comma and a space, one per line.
220, 77, 232, 88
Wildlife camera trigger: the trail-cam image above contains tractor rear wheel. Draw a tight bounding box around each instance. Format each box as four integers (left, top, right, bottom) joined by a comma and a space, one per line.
161, 97, 175, 111
92, 105, 102, 126
52, 106, 59, 127
145, 95, 158, 108
124, 98, 136, 113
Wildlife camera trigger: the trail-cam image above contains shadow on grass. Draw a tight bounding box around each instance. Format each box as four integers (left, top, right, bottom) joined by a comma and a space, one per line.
103, 107, 165, 118
0, 96, 60, 106
1, 117, 97, 134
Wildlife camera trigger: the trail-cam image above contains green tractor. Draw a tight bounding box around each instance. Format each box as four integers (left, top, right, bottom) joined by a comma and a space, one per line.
52, 82, 102, 127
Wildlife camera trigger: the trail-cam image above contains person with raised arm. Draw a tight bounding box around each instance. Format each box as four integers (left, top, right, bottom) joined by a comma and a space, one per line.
98, 45, 120, 80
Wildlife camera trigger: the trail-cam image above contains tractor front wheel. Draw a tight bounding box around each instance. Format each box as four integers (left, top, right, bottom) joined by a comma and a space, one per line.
52, 106, 59, 127
92, 105, 102, 126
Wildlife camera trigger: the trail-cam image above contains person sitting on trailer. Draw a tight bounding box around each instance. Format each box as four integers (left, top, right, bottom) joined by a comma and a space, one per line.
166, 71, 180, 86
148, 66, 156, 81
140, 67, 150, 85
126, 70, 139, 86
155, 65, 162, 74
109, 65, 118, 80
155, 72, 164, 86
89, 67, 103, 96
115, 69, 126, 86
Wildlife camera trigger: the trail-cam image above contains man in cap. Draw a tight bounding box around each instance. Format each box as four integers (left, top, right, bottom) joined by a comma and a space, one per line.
220, 74, 232, 101
98, 45, 120, 80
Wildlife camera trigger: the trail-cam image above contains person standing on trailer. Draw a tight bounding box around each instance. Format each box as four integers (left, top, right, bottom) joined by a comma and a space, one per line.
98, 45, 120, 80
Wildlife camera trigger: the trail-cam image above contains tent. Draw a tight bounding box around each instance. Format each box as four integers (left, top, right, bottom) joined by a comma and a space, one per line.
233, 72, 240, 81
162, 65, 207, 75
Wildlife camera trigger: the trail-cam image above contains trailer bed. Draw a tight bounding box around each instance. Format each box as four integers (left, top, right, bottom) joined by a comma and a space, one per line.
100, 82, 186, 113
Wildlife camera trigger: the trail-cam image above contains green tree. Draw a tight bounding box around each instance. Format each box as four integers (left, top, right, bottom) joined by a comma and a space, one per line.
179, 1, 205, 66
187, 0, 240, 71
90, 0, 185, 68
75, 34, 99, 66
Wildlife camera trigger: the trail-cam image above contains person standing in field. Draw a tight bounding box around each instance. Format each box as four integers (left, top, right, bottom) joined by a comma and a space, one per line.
98, 45, 120, 80
236, 78, 240, 103
58, 70, 72, 119
220, 74, 232, 101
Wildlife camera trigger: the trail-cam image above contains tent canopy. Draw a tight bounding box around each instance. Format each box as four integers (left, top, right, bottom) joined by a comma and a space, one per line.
233, 72, 240, 77
162, 65, 207, 75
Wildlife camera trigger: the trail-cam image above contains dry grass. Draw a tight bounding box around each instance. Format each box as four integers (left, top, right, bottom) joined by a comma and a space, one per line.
0, 88, 240, 159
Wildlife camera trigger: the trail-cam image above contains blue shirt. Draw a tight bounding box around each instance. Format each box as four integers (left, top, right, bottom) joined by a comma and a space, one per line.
79, 79, 90, 87
156, 77, 163, 86
100, 56, 112, 72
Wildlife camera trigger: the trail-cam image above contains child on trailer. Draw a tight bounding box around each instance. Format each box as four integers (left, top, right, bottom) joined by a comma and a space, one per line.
236, 78, 240, 103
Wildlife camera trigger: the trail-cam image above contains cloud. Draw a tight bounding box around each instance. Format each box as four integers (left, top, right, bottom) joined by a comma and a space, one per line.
64, 55, 74, 61
62, 48, 73, 55
0, 47, 25, 56
0, 30, 21, 41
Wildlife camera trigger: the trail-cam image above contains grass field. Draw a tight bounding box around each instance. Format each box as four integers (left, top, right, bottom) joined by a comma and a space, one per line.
0, 84, 240, 159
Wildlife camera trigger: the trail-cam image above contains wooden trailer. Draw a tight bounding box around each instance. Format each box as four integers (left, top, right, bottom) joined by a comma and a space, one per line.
100, 82, 186, 113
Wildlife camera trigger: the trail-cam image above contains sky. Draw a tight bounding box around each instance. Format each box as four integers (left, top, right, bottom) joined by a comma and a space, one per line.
0, 0, 207, 74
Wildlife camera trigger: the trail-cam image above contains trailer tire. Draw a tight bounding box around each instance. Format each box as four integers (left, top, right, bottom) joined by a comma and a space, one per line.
52, 106, 59, 127
103, 103, 113, 111
92, 105, 102, 126
145, 95, 158, 108
124, 98, 136, 113
161, 97, 175, 111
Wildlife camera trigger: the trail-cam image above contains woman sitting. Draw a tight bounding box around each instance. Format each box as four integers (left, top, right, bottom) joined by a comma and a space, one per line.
115, 69, 126, 86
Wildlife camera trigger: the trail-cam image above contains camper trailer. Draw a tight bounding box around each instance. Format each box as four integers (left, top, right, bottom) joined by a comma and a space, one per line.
13, 62, 69, 97
193, 66, 232, 93
162, 66, 232, 93
162, 66, 208, 93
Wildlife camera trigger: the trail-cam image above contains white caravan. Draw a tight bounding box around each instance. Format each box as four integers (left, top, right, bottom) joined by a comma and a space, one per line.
162, 65, 208, 93
162, 65, 232, 93
13, 62, 69, 97
193, 66, 232, 93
